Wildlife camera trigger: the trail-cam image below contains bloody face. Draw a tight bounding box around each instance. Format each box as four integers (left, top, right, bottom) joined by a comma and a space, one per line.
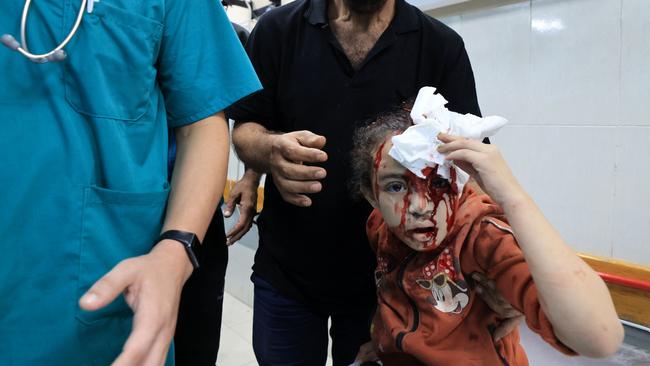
370, 139, 459, 251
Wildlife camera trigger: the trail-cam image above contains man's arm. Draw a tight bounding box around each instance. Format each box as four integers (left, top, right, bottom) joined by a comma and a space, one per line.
231, 121, 277, 173
232, 121, 328, 207
79, 113, 229, 366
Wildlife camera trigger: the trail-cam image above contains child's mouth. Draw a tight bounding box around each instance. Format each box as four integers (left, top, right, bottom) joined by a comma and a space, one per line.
412, 227, 434, 234
408, 226, 436, 243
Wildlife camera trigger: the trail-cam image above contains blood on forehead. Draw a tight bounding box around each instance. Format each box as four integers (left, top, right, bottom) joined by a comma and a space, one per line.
372, 140, 388, 199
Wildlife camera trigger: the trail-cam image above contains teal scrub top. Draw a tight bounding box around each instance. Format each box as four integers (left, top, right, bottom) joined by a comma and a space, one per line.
0, 1, 261, 364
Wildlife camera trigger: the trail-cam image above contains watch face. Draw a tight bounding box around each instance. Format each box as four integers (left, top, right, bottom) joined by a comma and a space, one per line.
160, 230, 201, 269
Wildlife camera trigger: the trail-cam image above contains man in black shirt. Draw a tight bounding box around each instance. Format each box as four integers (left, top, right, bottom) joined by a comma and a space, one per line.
227, 0, 482, 364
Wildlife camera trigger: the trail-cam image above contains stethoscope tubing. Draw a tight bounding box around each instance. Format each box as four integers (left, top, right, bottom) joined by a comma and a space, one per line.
2, 0, 88, 63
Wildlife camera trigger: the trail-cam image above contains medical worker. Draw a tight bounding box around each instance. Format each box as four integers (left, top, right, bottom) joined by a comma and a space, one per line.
0, 0, 260, 365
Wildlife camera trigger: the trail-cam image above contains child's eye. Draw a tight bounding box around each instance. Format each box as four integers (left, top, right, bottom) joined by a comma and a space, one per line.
385, 182, 406, 193
431, 178, 450, 189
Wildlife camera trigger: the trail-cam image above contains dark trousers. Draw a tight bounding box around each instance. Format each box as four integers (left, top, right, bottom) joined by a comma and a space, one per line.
252, 274, 374, 366
174, 211, 229, 366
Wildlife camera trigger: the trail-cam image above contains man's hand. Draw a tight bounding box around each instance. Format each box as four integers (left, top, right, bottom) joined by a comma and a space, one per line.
471, 272, 523, 341
79, 240, 193, 366
268, 130, 328, 207
224, 169, 261, 245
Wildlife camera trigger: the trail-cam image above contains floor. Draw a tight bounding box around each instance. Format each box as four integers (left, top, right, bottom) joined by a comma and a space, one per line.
217, 292, 334, 366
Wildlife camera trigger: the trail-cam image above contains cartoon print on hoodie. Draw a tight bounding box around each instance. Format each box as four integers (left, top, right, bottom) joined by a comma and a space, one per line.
416, 250, 469, 314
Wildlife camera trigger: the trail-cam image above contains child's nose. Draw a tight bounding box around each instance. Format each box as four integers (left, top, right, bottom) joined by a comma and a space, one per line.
408, 192, 433, 217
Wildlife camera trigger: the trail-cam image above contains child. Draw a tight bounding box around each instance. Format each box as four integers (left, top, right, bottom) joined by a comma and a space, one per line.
350, 87, 623, 365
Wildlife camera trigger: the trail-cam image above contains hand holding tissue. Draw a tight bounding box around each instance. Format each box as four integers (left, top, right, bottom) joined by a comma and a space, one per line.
388, 86, 508, 193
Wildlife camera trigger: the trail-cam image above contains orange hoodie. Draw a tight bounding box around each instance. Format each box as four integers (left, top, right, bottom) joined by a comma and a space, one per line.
367, 187, 576, 365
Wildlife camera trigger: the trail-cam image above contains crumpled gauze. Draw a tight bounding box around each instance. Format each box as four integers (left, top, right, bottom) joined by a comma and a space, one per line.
389, 86, 508, 193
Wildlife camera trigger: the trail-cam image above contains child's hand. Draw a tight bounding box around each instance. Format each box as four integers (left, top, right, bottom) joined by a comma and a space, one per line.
471, 272, 524, 341
351, 341, 381, 366
437, 133, 524, 208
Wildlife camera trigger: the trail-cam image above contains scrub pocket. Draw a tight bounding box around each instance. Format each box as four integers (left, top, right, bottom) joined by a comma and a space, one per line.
63, 2, 162, 121
76, 185, 169, 325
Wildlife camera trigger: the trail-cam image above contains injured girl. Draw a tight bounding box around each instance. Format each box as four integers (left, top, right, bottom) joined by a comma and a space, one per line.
350, 87, 623, 365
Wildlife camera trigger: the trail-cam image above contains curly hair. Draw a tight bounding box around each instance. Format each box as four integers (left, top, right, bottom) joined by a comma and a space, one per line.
350, 105, 414, 200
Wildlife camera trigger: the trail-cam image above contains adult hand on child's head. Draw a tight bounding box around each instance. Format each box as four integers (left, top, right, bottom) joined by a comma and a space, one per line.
436, 133, 523, 208
224, 169, 261, 245
269, 130, 328, 207
471, 272, 524, 341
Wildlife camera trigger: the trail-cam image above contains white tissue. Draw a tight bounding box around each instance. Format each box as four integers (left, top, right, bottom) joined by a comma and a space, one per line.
389, 86, 507, 193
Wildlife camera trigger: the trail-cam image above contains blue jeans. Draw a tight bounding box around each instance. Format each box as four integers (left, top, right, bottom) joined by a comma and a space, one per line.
252, 274, 374, 366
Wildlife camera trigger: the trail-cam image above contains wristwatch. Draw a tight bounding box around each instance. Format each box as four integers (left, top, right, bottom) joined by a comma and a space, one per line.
157, 230, 201, 269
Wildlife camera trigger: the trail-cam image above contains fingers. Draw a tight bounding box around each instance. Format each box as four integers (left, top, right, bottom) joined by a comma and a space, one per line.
226, 210, 254, 245
443, 149, 483, 167
472, 272, 522, 320
354, 341, 381, 363
80, 259, 136, 311
272, 168, 323, 207
223, 192, 241, 217
281, 192, 312, 207
111, 303, 165, 366
294, 130, 327, 149
274, 158, 327, 181
274, 134, 328, 164
269, 131, 329, 207
437, 135, 486, 154
493, 315, 524, 342
437, 133, 463, 144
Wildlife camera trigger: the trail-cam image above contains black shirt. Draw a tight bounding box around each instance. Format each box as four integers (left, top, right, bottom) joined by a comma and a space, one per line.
227, 0, 481, 315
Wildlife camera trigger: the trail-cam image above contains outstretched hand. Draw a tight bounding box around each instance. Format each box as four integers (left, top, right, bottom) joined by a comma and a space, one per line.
437, 133, 523, 207
79, 240, 192, 366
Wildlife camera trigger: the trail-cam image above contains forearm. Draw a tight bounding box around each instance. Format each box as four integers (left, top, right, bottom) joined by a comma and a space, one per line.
502, 192, 622, 357
158, 113, 230, 278
232, 121, 277, 173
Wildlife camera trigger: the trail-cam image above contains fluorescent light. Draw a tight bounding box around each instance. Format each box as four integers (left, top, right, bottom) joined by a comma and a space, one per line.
532, 18, 565, 33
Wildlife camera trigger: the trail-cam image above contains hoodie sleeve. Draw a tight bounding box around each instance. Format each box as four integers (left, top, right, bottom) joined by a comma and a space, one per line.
461, 217, 576, 355
366, 209, 384, 253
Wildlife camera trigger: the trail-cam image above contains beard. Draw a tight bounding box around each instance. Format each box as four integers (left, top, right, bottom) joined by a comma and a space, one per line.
343, 0, 388, 15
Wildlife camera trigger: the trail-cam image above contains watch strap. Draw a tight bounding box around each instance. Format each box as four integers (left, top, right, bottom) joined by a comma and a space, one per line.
157, 230, 201, 269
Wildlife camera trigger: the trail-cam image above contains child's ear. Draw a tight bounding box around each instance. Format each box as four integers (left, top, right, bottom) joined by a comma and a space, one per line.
361, 186, 378, 209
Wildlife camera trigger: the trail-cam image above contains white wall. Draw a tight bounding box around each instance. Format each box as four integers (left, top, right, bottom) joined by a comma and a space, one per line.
428, 0, 650, 265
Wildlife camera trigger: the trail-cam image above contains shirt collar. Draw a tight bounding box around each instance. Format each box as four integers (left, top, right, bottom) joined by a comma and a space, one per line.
305, 0, 420, 34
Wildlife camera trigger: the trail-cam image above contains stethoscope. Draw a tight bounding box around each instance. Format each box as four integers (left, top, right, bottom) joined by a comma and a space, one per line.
1, 0, 97, 63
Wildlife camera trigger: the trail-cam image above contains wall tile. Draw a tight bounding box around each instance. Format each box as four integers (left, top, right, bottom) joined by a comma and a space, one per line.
620, 0, 650, 126
493, 125, 616, 256
530, 0, 621, 125
436, 14, 463, 34
460, 1, 531, 124
612, 127, 650, 265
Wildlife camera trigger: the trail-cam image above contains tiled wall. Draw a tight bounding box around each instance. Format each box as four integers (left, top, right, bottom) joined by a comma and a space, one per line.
429, 0, 650, 264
